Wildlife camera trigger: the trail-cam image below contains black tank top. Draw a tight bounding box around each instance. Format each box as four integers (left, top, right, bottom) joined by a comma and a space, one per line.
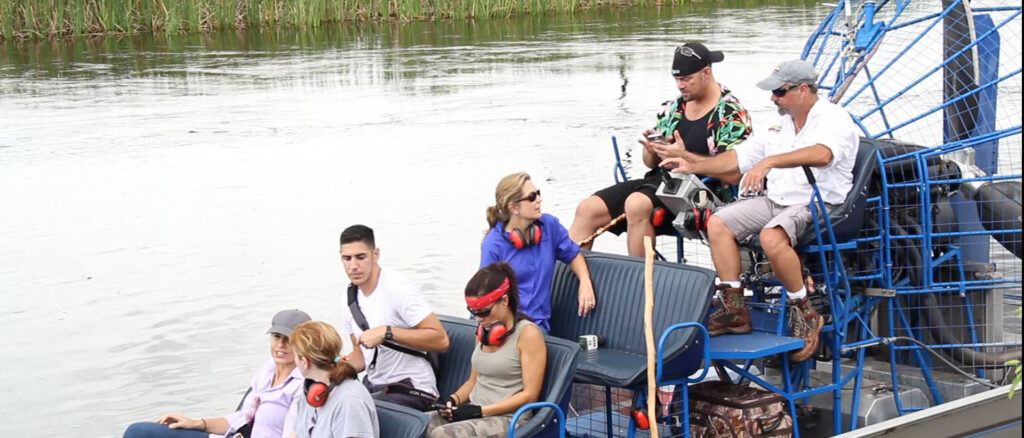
673, 109, 714, 156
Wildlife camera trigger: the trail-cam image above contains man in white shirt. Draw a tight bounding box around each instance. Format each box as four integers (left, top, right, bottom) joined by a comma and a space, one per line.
338, 224, 450, 410
662, 59, 861, 362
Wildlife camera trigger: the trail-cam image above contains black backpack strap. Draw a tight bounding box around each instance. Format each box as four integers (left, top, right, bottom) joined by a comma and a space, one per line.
348, 284, 371, 331
347, 283, 434, 364
383, 382, 439, 403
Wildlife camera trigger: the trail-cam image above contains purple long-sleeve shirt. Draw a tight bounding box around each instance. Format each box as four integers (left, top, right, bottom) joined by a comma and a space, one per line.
220, 358, 304, 438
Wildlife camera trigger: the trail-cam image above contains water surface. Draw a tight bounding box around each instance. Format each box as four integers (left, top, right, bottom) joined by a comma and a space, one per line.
1, 3, 832, 436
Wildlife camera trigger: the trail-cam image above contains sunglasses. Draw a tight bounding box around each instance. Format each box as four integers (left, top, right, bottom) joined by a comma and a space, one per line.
772, 84, 798, 97
674, 45, 703, 60
515, 190, 541, 203
468, 305, 495, 318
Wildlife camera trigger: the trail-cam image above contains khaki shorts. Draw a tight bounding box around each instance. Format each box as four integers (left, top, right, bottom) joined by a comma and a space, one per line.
713, 197, 830, 247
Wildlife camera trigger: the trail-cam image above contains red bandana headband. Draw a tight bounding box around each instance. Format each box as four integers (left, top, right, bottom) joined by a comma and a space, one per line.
465, 277, 510, 310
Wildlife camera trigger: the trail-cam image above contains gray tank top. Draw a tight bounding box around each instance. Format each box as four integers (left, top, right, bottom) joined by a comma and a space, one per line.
469, 319, 535, 408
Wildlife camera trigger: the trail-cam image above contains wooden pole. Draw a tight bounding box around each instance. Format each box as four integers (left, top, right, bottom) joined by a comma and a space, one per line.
643, 236, 660, 438
576, 213, 627, 247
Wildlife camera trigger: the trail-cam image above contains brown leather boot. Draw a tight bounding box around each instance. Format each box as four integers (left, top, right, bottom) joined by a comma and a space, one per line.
707, 286, 752, 336
788, 296, 824, 361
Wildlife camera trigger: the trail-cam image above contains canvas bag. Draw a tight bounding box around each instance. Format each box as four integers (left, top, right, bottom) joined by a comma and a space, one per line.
689, 381, 793, 438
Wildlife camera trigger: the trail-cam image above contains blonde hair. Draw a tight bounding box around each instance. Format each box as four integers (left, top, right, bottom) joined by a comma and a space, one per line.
486, 172, 532, 229
290, 321, 357, 384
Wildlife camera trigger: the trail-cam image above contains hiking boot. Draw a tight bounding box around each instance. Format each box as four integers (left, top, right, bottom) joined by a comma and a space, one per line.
708, 286, 752, 336
788, 297, 824, 361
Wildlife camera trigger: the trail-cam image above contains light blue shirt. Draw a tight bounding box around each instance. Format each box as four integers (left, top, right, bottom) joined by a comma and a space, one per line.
480, 213, 580, 330
294, 379, 379, 438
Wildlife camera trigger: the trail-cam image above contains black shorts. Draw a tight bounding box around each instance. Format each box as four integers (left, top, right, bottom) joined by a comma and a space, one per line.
593, 174, 679, 236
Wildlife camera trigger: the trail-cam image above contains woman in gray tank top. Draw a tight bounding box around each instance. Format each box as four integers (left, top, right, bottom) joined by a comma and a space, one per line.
427, 263, 548, 438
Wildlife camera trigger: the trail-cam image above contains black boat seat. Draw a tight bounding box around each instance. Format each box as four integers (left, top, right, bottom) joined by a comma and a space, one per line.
375, 400, 430, 438
436, 315, 581, 437
800, 137, 881, 246
548, 251, 716, 388
745, 137, 880, 249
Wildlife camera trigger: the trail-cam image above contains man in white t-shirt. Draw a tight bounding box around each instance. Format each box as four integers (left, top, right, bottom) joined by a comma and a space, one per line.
662, 59, 861, 362
338, 224, 450, 411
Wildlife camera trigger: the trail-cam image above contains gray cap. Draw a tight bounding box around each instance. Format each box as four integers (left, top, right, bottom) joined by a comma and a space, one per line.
267, 309, 311, 337
756, 59, 819, 90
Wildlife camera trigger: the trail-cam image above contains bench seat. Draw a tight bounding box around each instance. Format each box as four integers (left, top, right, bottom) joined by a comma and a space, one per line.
549, 251, 716, 388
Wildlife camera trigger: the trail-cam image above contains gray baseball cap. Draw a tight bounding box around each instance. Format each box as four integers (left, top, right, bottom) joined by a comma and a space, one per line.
267, 309, 312, 337
756, 59, 819, 90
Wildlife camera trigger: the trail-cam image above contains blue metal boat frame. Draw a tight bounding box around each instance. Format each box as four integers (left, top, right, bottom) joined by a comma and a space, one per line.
566, 1, 1023, 437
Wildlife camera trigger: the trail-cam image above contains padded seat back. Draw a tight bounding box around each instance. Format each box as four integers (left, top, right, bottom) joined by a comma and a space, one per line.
548, 252, 716, 382
436, 316, 476, 401
437, 315, 581, 437
796, 137, 880, 246
375, 400, 430, 438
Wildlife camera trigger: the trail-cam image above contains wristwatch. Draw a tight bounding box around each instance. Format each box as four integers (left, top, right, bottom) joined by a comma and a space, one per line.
385, 325, 394, 342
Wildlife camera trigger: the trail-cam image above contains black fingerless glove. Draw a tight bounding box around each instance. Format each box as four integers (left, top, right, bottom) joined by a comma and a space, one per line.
450, 403, 483, 421
445, 394, 459, 407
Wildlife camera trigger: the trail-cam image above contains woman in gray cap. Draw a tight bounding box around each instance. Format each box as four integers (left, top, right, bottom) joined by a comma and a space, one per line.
123, 309, 312, 438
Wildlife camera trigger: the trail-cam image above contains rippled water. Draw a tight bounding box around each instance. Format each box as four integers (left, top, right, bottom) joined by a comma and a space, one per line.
1, 3, 834, 436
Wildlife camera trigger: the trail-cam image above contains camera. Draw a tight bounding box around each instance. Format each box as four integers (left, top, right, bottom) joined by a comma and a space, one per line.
654, 172, 725, 241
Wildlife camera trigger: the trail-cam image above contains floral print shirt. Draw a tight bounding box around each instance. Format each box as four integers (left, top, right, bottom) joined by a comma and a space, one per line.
653, 84, 752, 156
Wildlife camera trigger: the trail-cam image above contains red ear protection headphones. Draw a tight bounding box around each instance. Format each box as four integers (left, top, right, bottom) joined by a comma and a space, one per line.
631, 390, 651, 430
651, 207, 669, 227
304, 378, 337, 407
467, 277, 516, 346
505, 223, 542, 249
682, 207, 713, 231
476, 321, 515, 346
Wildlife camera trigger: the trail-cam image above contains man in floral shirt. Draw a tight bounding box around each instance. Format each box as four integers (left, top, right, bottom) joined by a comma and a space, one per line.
570, 42, 751, 256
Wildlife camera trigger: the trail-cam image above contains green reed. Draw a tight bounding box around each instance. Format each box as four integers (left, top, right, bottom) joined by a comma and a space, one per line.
0, 0, 745, 41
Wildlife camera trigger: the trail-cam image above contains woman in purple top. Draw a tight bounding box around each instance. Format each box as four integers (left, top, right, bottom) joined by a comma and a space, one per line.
123, 309, 311, 438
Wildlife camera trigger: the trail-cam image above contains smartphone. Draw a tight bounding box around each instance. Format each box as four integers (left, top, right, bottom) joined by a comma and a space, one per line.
646, 132, 665, 141
431, 403, 451, 411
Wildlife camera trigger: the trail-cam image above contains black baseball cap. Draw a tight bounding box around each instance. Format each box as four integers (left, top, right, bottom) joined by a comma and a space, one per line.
671, 42, 724, 76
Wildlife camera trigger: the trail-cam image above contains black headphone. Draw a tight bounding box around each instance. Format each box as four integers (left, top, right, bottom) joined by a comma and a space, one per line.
304, 378, 337, 407
681, 207, 712, 231
504, 223, 542, 249
476, 321, 515, 346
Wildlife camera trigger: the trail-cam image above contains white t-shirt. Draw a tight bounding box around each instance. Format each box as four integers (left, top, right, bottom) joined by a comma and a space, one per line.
340, 268, 438, 397
294, 379, 379, 438
735, 98, 861, 206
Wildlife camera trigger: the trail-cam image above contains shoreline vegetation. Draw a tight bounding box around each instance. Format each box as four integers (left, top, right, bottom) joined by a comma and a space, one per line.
1, 0, 665, 41
1, 0, 803, 42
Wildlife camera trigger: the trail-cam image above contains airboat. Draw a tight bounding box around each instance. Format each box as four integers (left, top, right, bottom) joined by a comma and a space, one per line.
530, 1, 1023, 437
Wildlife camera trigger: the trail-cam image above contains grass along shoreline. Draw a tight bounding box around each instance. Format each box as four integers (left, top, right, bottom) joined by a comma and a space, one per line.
1, 0, 701, 41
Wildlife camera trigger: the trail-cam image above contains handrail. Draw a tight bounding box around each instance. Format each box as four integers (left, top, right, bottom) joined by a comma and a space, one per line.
656, 321, 711, 383
612, 136, 628, 183
654, 322, 710, 438
507, 402, 565, 438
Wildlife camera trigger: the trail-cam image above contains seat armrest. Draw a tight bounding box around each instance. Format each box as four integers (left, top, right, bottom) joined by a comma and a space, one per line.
508, 402, 566, 438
